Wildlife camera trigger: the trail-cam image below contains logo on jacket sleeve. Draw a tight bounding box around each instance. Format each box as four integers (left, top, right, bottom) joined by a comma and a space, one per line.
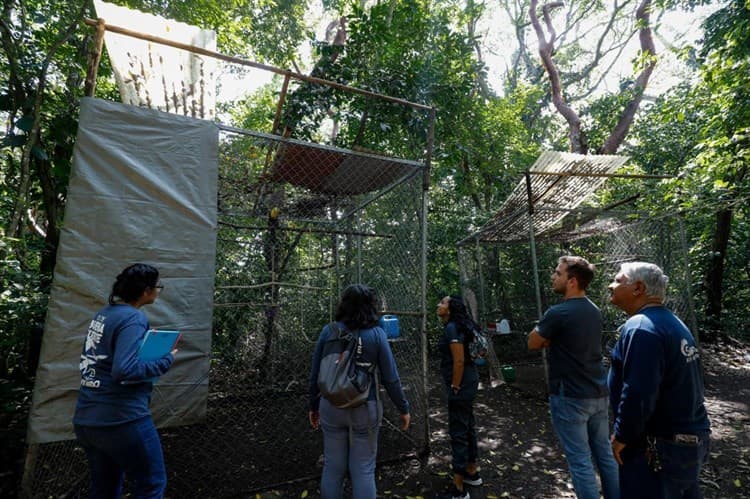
680, 338, 699, 363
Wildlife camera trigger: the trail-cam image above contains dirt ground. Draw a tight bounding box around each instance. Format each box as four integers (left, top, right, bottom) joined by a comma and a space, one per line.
267, 336, 750, 499
2, 337, 747, 498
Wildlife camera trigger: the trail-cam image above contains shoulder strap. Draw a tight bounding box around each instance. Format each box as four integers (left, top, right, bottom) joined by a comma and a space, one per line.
328, 321, 340, 339
328, 321, 352, 341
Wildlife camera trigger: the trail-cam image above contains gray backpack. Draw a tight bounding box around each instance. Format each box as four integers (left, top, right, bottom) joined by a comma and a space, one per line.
468, 327, 490, 362
317, 323, 375, 409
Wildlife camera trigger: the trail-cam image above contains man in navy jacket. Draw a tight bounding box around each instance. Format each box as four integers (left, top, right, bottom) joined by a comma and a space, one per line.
608, 262, 710, 499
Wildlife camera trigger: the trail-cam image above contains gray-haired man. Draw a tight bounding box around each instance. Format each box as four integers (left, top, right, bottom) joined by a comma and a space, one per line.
608, 262, 710, 498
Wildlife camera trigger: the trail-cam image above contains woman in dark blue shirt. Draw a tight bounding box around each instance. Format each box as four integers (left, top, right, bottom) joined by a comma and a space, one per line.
308, 284, 410, 499
436, 295, 482, 499
73, 264, 176, 499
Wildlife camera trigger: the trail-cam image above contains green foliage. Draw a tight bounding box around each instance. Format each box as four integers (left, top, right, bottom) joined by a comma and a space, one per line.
2, 0, 748, 411
111, 0, 310, 66
223, 80, 280, 133
684, 0, 750, 335
582, 87, 639, 153
281, 0, 484, 155
0, 248, 47, 379
628, 84, 705, 176
0, 1, 91, 390
613, 0, 750, 338
222, 0, 549, 342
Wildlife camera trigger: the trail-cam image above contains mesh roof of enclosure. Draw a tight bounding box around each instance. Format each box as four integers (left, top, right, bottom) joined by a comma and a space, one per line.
469, 151, 629, 243
267, 140, 422, 195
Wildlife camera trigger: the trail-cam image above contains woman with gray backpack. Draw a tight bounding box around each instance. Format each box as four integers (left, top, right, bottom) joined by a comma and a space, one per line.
308, 284, 411, 499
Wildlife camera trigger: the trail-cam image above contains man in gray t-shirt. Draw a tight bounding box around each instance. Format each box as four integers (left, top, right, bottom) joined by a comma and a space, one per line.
528, 256, 619, 499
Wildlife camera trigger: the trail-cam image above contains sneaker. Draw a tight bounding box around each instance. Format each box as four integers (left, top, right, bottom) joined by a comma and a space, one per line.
436, 485, 470, 499
463, 471, 483, 486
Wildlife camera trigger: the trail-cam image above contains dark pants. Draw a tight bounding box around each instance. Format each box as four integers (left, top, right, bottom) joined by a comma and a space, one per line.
447, 384, 478, 475
655, 436, 710, 499
620, 435, 709, 499
74, 416, 167, 499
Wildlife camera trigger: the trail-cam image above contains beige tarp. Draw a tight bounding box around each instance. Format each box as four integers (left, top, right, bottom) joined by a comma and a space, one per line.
26, 98, 218, 443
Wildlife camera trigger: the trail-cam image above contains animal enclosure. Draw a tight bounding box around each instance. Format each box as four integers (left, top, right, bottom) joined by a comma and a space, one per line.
458, 155, 697, 379
21, 13, 433, 498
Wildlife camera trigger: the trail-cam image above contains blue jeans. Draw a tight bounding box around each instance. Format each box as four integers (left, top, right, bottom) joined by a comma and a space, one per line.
620, 435, 709, 499
619, 445, 657, 499
74, 416, 166, 499
319, 397, 382, 499
549, 395, 620, 499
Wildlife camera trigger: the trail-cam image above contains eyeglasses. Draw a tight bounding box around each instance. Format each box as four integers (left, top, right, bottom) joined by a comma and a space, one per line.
154, 283, 164, 292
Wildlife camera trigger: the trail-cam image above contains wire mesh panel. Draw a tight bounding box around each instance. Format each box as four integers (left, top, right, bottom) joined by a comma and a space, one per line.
459, 213, 696, 371
20, 129, 428, 498
179, 128, 428, 495
566, 215, 696, 339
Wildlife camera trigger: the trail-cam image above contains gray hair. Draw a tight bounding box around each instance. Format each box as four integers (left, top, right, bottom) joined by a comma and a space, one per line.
619, 262, 669, 300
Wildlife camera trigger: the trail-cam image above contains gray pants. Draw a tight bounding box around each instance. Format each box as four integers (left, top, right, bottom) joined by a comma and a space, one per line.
319, 398, 382, 499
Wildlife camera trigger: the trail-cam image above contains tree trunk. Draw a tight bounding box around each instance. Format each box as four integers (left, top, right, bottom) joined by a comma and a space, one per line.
704, 209, 732, 331
529, 0, 656, 154
35, 155, 60, 281
599, 0, 656, 154
529, 0, 586, 152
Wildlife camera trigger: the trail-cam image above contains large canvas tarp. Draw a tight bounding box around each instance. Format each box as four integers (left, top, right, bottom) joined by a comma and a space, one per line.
27, 98, 218, 444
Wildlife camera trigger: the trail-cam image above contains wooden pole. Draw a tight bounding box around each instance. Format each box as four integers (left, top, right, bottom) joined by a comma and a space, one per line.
84, 18, 106, 97
271, 72, 291, 135
82, 18, 431, 111
20, 443, 39, 498
527, 170, 673, 179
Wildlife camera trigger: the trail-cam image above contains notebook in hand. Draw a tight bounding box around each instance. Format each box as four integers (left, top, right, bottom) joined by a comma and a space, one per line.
139, 329, 181, 361
120, 329, 180, 385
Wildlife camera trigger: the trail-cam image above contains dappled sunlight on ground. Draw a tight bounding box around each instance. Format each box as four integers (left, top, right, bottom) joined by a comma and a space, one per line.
276, 342, 750, 498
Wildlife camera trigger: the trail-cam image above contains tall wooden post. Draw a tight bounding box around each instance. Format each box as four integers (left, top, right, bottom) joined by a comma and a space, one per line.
84, 18, 106, 97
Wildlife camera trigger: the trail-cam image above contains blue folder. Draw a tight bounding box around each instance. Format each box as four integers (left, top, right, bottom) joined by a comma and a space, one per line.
139, 329, 181, 361
119, 329, 180, 385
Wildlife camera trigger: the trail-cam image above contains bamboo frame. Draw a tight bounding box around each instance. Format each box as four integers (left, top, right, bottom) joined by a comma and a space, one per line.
217, 221, 394, 239
527, 170, 673, 179
84, 19, 106, 96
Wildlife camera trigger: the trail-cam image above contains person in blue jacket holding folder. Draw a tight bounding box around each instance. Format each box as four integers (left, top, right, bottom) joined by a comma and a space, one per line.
73, 263, 177, 499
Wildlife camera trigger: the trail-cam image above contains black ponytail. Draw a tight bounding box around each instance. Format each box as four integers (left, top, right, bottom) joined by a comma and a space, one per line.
447, 295, 479, 339
109, 263, 159, 305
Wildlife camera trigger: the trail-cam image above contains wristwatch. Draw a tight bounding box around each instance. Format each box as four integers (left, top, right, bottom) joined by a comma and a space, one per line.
451, 384, 461, 394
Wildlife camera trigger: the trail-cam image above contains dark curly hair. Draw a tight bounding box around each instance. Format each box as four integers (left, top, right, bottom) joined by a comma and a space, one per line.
109, 263, 159, 305
447, 295, 479, 339
335, 284, 380, 330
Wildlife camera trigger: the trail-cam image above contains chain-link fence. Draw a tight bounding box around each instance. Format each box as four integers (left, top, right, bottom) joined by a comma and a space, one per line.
19, 15, 435, 496
21, 125, 429, 498
459, 213, 697, 378
205, 127, 430, 494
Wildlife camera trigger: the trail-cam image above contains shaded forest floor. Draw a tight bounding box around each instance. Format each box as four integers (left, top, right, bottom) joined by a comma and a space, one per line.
267, 336, 750, 499
1, 336, 747, 498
